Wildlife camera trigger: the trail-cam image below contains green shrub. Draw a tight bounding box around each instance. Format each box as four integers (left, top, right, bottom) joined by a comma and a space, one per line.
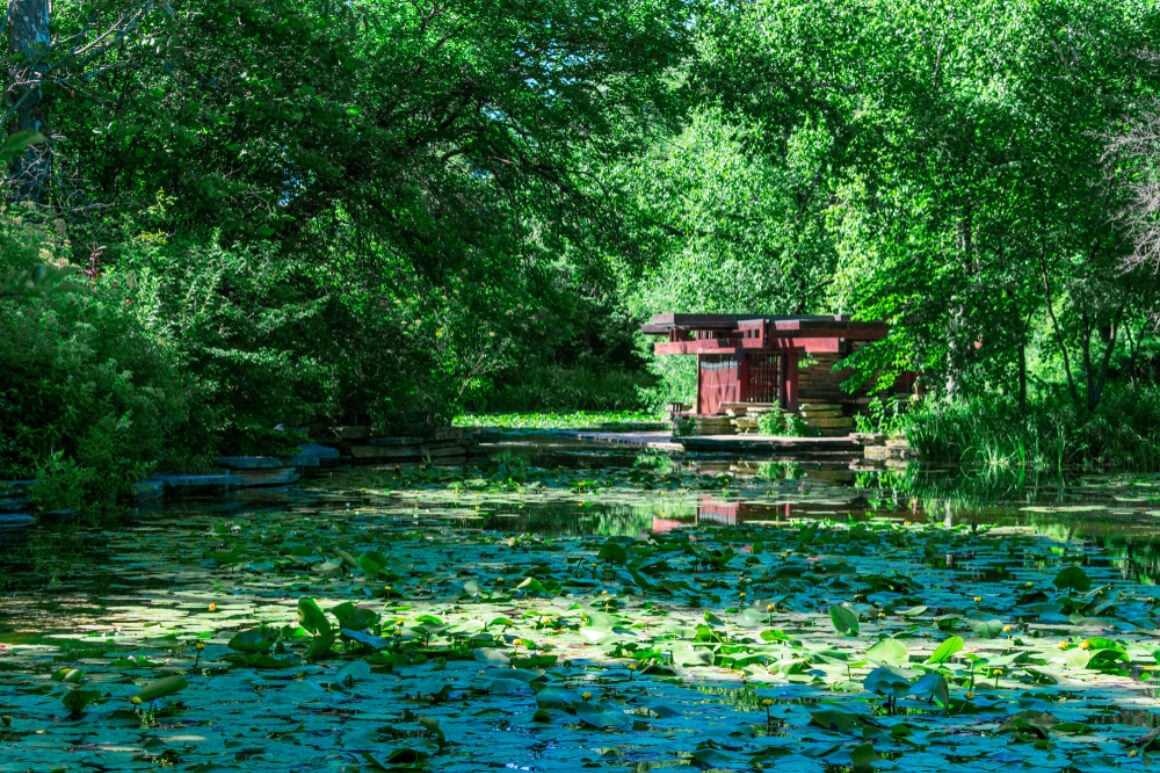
636, 354, 696, 413
901, 385, 1160, 471
114, 237, 332, 437
486, 361, 648, 412
757, 410, 807, 437
0, 219, 199, 510
854, 395, 912, 437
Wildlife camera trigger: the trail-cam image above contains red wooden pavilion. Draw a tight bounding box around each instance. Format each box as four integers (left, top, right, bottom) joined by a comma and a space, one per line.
642, 313, 893, 416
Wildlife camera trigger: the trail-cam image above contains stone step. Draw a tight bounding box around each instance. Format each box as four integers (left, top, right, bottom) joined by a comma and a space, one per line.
805, 416, 855, 429
232, 467, 301, 487
350, 443, 469, 460
0, 495, 31, 514
800, 411, 844, 421
0, 513, 35, 530
217, 456, 285, 470
151, 473, 247, 492
288, 443, 342, 467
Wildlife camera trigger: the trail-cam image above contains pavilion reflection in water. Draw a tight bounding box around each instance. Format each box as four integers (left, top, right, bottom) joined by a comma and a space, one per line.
650, 496, 919, 533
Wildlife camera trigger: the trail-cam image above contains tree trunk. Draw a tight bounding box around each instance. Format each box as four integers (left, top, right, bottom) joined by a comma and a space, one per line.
8, 0, 51, 204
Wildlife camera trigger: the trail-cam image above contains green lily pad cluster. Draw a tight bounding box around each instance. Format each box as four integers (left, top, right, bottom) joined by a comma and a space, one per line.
0, 464, 1157, 771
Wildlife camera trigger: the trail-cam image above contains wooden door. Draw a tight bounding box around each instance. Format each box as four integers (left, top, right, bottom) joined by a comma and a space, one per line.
698, 355, 740, 414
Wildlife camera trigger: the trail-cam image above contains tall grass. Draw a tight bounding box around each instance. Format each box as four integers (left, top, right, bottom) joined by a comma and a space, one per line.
902, 385, 1160, 472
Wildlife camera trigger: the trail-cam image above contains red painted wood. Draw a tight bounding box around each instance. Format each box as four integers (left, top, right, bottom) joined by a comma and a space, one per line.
698, 355, 740, 415
783, 352, 799, 411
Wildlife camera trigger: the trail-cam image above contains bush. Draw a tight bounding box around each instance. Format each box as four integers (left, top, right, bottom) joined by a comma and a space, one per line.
757, 410, 808, 437
114, 237, 333, 437
486, 360, 648, 412
901, 385, 1160, 471
0, 219, 198, 510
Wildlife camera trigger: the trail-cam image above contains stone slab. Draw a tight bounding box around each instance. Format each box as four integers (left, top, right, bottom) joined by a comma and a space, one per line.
217, 455, 286, 470
288, 443, 341, 467
0, 513, 35, 530
433, 427, 465, 441
350, 443, 467, 460
852, 433, 887, 445
421, 445, 469, 458
151, 473, 246, 491
233, 467, 300, 487
0, 496, 31, 513
350, 445, 419, 460
369, 436, 426, 447
807, 417, 855, 429
799, 408, 845, 418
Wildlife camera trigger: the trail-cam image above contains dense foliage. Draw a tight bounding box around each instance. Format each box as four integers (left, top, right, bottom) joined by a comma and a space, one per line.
4, 0, 1160, 488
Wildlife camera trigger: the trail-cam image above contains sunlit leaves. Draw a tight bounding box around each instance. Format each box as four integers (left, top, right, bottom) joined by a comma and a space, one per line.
925, 636, 964, 665
865, 638, 908, 667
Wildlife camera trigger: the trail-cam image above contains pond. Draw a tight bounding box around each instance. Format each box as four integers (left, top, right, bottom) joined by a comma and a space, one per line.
1, 443, 1158, 771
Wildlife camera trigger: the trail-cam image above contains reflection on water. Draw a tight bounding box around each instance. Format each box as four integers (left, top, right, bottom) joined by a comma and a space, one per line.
2, 448, 1159, 594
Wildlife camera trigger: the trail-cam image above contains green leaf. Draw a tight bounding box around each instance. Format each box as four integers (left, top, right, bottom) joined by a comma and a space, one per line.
850, 743, 877, 769
333, 659, 371, 688
342, 627, 391, 650
359, 554, 386, 577
52, 667, 85, 683
925, 636, 963, 665
907, 673, 950, 708
297, 597, 330, 634
132, 675, 188, 703
0, 130, 44, 160
62, 688, 103, 716
968, 619, 1006, 639
598, 538, 628, 564
864, 666, 911, 697
228, 626, 279, 653
330, 601, 379, 631
865, 638, 908, 666
307, 626, 334, 660
830, 605, 860, 636
574, 700, 630, 728
1053, 566, 1091, 592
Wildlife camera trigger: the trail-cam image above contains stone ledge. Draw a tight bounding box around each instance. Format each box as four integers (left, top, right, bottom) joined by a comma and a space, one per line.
217, 456, 286, 470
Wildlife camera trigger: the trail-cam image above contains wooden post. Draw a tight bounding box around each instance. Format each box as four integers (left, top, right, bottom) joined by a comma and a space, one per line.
695, 354, 703, 416
782, 350, 799, 411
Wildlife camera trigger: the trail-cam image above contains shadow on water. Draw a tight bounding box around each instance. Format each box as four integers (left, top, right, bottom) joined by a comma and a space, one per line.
1, 440, 1159, 771
5, 441, 1158, 590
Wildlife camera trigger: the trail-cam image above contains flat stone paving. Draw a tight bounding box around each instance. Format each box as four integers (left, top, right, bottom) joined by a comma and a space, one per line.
571, 430, 861, 457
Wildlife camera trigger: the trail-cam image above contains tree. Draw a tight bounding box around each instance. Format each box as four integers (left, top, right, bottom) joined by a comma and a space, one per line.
3, 0, 693, 428
6, 0, 51, 202
692, 0, 1160, 410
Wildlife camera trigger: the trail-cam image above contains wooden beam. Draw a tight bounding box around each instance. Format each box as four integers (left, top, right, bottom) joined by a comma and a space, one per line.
643, 313, 854, 336
654, 339, 743, 355
772, 319, 888, 339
